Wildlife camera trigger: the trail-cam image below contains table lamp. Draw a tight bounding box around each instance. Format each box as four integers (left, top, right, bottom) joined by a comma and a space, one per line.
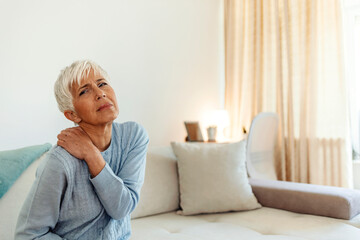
207, 109, 230, 142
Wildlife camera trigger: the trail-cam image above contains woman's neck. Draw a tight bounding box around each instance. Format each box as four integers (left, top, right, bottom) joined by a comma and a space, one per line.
78, 122, 113, 152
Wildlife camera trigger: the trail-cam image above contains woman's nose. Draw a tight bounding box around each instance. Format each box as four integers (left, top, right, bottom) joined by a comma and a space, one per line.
97, 94, 105, 100
95, 89, 106, 100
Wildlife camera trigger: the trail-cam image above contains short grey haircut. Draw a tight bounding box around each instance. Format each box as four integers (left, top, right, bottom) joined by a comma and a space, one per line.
54, 60, 109, 113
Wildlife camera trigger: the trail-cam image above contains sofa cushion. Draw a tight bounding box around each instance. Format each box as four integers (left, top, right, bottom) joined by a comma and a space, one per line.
131, 146, 180, 219
0, 143, 52, 198
171, 140, 261, 216
0, 153, 47, 240
249, 178, 360, 220
131, 207, 360, 240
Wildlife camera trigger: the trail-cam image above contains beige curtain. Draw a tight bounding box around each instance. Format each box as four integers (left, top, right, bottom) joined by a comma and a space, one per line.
224, 0, 353, 187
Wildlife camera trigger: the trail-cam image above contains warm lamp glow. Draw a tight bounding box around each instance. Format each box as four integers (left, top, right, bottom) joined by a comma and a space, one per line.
209, 109, 230, 127
207, 109, 230, 142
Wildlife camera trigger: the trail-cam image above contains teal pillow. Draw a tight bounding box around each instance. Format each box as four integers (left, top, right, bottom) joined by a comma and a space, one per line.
0, 143, 52, 198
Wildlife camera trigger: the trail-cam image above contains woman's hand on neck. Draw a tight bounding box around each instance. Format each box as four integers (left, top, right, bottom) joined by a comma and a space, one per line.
57, 124, 110, 177
77, 122, 113, 152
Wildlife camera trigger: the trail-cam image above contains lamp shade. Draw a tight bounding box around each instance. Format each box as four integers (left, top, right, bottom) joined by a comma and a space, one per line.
208, 109, 230, 128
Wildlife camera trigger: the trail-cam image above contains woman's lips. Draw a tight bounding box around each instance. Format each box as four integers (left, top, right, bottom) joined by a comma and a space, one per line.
97, 103, 113, 111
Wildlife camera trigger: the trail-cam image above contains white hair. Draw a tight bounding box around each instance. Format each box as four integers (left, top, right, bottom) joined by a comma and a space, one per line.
54, 60, 110, 113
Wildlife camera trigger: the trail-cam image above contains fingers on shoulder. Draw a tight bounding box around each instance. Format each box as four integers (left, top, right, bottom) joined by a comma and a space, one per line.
57, 139, 66, 148
59, 127, 79, 136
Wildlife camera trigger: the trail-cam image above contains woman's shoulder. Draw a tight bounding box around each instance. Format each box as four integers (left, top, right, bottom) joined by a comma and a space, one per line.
37, 145, 79, 177
113, 121, 149, 148
113, 121, 144, 130
113, 121, 148, 138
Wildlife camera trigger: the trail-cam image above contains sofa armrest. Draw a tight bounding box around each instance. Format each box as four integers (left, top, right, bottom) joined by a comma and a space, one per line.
249, 178, 360, 220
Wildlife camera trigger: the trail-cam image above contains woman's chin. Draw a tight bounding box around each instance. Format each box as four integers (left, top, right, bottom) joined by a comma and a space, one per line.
97, 110, 119, 122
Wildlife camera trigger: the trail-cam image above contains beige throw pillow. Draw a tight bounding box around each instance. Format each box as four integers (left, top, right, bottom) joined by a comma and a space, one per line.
171, 140, 261, 215
131, 146, 180, 219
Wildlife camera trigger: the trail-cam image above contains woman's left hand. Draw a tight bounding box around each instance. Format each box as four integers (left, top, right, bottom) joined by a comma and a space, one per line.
57, 127, 106, 177
57, 127, 98, 160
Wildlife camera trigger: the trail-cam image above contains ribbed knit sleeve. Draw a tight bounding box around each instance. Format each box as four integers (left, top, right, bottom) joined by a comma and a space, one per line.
15, 152, 67, 240
90, 122, 149, 220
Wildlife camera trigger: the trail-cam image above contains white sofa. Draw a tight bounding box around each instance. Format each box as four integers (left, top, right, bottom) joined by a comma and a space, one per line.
1, 145, 360, 240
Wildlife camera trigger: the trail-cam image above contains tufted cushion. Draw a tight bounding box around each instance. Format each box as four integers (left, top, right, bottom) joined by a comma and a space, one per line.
131, 207, 360, 240
171, 141, 261, 215
131, 146, 180, 219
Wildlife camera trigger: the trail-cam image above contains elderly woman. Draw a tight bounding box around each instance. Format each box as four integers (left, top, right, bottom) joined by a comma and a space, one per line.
15, 60, 149, 239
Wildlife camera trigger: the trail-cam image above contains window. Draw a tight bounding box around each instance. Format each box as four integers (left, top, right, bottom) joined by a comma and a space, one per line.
343, 0, 360, 159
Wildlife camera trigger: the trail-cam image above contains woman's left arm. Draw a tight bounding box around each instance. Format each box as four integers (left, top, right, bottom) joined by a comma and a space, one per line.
90, 124, 149, 220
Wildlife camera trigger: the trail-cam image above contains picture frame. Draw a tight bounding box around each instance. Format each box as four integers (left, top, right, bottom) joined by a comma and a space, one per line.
184, 121, 204, 142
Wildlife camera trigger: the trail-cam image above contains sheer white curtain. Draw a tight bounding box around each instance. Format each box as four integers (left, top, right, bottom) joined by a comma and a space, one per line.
225, 0, 353, 187
343, 0, 360, 161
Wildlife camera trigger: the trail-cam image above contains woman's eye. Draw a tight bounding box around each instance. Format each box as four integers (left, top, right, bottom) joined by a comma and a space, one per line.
79, 89, 87, 96
98, 82, 107, 87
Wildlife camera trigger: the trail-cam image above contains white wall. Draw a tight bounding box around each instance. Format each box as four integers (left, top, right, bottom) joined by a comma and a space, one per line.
0, 0, 224, 150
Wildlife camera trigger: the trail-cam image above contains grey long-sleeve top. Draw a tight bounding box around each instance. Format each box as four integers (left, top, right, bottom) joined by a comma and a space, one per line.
15, 121, 149, 240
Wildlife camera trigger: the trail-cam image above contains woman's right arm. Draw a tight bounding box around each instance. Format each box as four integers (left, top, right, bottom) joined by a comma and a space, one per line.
15, 153, 67, 240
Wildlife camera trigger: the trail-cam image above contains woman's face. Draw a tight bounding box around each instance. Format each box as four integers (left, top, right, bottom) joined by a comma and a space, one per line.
69, 69, 119, 126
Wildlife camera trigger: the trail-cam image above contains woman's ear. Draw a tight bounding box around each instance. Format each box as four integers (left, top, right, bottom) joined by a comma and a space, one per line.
64, 110, 81, 124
